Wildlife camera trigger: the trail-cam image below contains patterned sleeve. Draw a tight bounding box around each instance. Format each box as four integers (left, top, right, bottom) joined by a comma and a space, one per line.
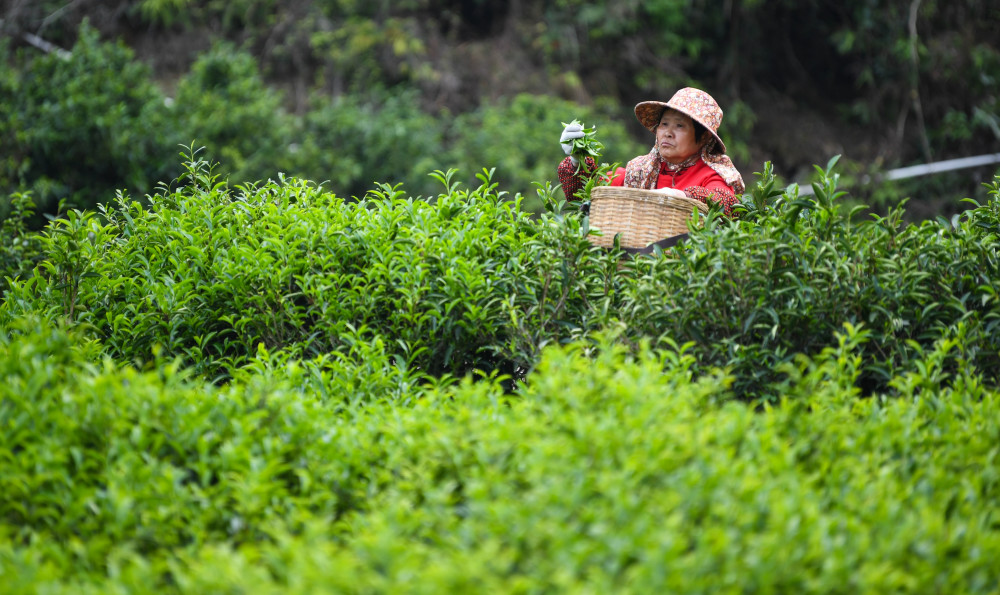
684, 185, 738, 218
557, 156, 597, 201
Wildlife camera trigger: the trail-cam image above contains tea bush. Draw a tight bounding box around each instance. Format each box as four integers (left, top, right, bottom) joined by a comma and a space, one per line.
0, 193, 44, 296
0, 315, 416, 587
616, 162, 1000, 398
4, 154, 1000, 591
5, 151, 1000, 398
1, 153, 617, 381
2, 318, 999, 592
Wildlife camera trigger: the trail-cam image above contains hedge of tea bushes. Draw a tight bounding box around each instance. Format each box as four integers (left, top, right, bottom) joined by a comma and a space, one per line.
6, 159, 1000, 398
0, 315, 419, 589
1, 157, 618, 383
2, 318, 999, 592
4, 160, 1000, 399
615, 164, 1000, 398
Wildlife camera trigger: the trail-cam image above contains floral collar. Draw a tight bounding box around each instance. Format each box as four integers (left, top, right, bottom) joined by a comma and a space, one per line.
660, 153, 701, 173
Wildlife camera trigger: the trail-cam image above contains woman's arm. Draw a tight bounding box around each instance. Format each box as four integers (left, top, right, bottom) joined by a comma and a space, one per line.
683, 184, 738, 217
557, 156, 597, 201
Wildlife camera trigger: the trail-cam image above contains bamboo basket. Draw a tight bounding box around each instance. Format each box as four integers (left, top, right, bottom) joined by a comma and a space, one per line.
587, 186, 709, 249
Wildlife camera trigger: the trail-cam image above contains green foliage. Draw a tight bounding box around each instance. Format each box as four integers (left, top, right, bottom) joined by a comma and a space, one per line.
6, 150, 1000, 399
310, 7, 427, 91
824, 1, 1000, 161
6, 0, 1000, 224
291, 87, 446, 199
0, 193, 44, 296
1, 152, 619, 382
0, 23, 178, 222
0, 315, 407, 586
616, 161, 1000, 398
173, 43, 295, 185
540, 0, 702, 66
2, 318, 1000, 591
136, 0, 277, 30
2, 22, 650, 222
4, 5, 1000, 590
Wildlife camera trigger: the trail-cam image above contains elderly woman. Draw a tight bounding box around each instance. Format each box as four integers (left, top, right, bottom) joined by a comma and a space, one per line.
558, 87, 744, 217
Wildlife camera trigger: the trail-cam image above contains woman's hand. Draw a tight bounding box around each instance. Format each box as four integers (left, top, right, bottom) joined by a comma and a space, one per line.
560, 122, 585, 165
652, 187, 688, 199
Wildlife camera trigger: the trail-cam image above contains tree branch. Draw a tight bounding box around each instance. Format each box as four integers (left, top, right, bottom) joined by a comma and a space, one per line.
39, 0, 90, 34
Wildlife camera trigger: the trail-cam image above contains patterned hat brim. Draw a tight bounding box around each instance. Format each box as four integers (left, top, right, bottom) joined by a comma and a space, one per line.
634, 100, 727, 155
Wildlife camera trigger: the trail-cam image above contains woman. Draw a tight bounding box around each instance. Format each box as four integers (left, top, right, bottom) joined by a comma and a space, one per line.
558, 87, 744, 217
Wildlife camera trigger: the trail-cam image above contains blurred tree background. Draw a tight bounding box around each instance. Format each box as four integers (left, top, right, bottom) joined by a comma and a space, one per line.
2, 0, 998, 224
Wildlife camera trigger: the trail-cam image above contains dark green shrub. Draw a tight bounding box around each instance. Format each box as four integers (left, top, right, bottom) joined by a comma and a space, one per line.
172, 43, 295, 185
0, 23, 179, 224
291, 87, 447, 199
291, 91, 643, 208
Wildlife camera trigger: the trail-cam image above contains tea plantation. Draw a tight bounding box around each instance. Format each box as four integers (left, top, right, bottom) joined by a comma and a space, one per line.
2, 156, 1000, 592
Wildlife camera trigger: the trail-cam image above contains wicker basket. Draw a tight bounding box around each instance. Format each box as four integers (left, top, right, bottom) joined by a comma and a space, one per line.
587, 186, 709, 249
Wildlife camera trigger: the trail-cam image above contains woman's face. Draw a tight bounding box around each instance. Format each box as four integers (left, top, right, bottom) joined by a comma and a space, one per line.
655, 109, 702, 163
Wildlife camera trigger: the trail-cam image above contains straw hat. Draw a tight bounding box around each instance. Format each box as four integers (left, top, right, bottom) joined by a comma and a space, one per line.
634, 87, 727, 154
